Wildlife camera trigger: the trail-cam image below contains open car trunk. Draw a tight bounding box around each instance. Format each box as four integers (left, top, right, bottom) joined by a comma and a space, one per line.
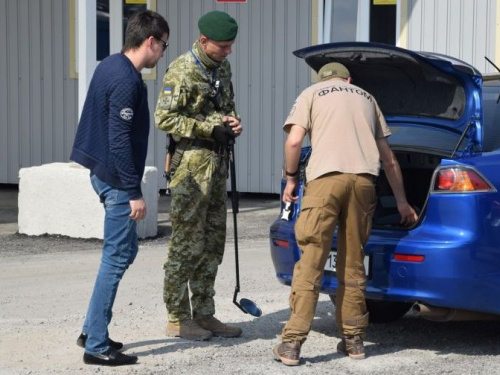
373, 150, 443, 228
293, 42, 483, 152
290, 43, 485, 229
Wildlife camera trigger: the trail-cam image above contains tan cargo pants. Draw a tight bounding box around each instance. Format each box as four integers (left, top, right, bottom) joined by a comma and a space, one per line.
281, 172, 376, 343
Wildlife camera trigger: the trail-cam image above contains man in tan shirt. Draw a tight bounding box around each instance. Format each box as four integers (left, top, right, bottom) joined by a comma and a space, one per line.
273, 62, 418, 365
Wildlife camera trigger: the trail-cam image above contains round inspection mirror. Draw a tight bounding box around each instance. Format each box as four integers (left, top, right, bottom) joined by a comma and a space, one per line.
239, 298, 262, 317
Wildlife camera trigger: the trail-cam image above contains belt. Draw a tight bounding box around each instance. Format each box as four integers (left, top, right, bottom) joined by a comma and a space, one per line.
190, 139, 227, 154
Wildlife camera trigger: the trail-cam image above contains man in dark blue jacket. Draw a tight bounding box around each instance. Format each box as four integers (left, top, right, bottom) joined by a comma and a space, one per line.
70, 10, 169, 367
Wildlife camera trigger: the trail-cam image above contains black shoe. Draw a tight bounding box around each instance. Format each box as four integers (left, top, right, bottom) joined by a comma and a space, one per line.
77, 333, 123, 350
83, 348, 138, 366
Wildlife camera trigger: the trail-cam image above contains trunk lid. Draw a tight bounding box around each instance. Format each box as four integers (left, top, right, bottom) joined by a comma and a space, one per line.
293, 42, 484, 154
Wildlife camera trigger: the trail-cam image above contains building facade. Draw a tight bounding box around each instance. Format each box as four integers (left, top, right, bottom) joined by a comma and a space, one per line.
0, 0, 498, 193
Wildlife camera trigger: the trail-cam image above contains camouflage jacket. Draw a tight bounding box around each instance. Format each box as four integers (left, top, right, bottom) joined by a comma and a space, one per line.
154, 42, 238, 141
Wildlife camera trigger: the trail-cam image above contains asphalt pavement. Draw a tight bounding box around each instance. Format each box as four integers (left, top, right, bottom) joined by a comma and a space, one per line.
2, 185, 500, 375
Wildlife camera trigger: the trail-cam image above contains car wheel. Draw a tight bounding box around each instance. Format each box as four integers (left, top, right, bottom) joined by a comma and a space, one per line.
329, 295, 412, 323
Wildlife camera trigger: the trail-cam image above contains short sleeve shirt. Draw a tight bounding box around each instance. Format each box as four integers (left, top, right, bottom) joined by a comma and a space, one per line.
284, 79, 391, 182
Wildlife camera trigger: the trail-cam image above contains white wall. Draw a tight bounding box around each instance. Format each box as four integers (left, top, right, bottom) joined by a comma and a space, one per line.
398, 0, 499, 74
0, 0, 312, 194
8, 0, 497, 193
0, 0, 78, 186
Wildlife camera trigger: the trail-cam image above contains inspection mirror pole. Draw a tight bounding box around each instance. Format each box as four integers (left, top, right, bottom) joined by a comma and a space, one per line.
226, 129, 262, 318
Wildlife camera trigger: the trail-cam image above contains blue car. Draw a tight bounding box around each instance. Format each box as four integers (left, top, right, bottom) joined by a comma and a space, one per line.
269, 42, 500, 323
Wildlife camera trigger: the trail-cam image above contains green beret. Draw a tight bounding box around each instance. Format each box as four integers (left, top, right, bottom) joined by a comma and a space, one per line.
198, 11, 238, 41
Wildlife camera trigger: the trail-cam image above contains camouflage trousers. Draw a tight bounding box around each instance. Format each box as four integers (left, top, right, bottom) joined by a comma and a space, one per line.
281, 172, 375, 343
163, 149, 228, 323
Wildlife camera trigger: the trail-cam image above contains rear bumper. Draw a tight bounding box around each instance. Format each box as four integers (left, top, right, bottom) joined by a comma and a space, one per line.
270, 217, 500, 315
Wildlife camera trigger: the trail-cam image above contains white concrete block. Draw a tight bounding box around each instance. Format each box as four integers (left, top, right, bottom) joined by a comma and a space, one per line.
18, 163, 158, 239
136, 167, 158, 239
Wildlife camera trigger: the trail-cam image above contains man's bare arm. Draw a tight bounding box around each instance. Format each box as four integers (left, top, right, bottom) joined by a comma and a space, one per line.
376, 137, 418, 225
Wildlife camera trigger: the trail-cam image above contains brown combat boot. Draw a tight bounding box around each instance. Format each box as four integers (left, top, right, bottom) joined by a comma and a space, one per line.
273, 341, 301, 366
195, 315, 242, 338
166, 319, 212, 341
337, 335, 365, 359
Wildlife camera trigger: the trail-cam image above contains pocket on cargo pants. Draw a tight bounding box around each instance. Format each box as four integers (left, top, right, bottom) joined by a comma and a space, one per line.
295, 195, 334, 269
295, 196, 325, 248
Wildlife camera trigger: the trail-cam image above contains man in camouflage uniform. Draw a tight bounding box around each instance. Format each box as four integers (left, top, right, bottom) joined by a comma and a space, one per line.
155, 10, 243, 341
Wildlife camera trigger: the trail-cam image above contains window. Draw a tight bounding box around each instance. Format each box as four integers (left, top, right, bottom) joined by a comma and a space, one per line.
70, 0, 157, 79
97, 0, 110, 61
370, 0, 396, 45
122, 1, 148, 43
97, 0, 149, 61
321, 0, 397, 45
330, 0, 358, 42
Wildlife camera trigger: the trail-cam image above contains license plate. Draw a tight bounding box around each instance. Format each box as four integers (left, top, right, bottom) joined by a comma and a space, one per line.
325, 251, 370, 276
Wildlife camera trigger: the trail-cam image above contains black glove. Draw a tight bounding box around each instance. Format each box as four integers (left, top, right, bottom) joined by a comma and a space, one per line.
211, 126, 235, 144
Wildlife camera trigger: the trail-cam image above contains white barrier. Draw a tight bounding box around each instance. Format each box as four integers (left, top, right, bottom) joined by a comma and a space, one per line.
18, 163, 158, 239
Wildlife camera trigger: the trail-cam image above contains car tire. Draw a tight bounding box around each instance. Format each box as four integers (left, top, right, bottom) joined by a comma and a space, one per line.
329, 295, 412, 323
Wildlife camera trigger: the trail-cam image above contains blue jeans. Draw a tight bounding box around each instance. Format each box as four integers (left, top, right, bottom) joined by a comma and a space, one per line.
82, 174, 138, 354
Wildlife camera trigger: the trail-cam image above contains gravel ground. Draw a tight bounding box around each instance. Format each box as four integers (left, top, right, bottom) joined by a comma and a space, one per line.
1, 185, 500, 375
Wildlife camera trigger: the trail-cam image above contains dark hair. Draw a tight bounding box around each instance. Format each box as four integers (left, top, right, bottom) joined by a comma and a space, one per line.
122, 10, 170, 52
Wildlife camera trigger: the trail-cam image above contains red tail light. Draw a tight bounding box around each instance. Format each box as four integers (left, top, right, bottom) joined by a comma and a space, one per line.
274, 239, 289, 248
434, 167, 493, 192
394, 254, 425, 262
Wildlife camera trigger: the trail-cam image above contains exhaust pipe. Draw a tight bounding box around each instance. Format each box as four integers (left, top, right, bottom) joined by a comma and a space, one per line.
411, 303, 500, 322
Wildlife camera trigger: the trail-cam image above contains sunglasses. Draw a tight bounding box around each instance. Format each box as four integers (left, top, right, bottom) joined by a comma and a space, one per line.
155, 37, 169, 51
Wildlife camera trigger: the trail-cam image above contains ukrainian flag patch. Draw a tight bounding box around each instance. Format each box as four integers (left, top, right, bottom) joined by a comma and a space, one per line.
162, 86, 173, 109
